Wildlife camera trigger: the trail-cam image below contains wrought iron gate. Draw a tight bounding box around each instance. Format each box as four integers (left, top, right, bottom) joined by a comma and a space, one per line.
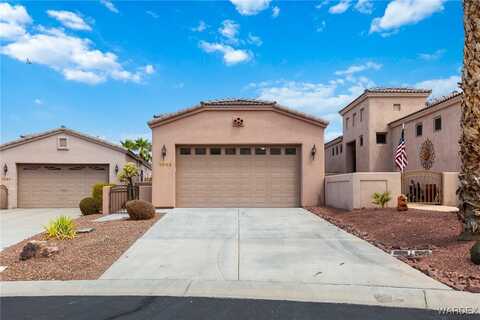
401, 171, 443, 204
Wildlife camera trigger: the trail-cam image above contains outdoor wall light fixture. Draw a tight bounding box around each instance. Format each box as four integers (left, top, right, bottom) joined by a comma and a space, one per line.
114, 164, 119, 174
3, 164, 7, 176
161, 145, 167, 160
311, 144, 317, 160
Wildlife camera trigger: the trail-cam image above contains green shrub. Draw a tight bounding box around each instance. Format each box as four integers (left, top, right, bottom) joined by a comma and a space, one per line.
126, 200, 155, 220
79, 197, 99, 215
471, 241, 480, 265
372, 191, 392, 208
92, 183, 115, 209
44, 215, 76, 240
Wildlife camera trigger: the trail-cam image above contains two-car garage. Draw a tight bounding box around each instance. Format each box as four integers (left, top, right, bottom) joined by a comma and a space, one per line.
176, 145, 300, 207
17, 164, 108, 208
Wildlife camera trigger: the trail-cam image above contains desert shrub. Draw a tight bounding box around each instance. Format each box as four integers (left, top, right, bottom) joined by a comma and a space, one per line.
126, 200, 155, 220
92, 182, 115, 209
79, 197, 99, 215
372, 191, 392, 208
44, 215, 76, 240
471, 241, 480, 265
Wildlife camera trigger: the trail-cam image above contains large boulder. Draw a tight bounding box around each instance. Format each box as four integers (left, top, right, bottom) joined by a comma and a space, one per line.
126, 200, 155, 220
471, 241, 480, 265
19, 240, 59, 261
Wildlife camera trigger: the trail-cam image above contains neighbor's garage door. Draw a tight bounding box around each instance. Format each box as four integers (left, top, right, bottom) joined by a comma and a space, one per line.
176, 146, 300, 207
18, 164, 109, 208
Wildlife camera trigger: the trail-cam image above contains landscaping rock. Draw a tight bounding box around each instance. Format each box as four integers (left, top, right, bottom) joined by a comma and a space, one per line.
19, 240, 47, 261
470, 241, 480, 265
397, 195, 408, 211
77, 227, 95, 233
125, 200, 155, 220
19, 241, 59, 260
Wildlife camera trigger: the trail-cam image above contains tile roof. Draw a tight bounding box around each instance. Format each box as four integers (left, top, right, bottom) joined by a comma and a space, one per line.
365, 87, 432, 94
149, 98, 328, 127
339, 87, 432, 115
426, 91, 463, 107
325, 136, 343, 147
0, 127, 151, 168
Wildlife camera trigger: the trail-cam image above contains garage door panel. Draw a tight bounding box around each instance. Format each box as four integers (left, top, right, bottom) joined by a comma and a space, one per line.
176, 146, 300, 208
18, 164, 108, 208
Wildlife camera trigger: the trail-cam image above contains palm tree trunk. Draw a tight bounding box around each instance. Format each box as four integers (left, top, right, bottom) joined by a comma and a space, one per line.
458, 0, 480, 240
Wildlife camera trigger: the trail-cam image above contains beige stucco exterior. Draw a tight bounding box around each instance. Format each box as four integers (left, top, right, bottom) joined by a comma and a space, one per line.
389, 94, 461, 172
149, 101, 327, 208
0, 128, 151, 209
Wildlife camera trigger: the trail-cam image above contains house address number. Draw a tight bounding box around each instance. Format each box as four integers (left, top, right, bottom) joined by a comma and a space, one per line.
159, 162, 172, 167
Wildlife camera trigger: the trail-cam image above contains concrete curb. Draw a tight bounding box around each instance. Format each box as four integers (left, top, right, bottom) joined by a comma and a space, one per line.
1, 279, 479, 311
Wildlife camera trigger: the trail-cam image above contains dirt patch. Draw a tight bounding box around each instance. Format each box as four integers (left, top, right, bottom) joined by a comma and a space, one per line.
0, 213, 162, 281
308, 207, 480, 293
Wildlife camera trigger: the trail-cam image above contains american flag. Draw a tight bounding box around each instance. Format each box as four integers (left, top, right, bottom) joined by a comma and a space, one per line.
395, 125, 408, 172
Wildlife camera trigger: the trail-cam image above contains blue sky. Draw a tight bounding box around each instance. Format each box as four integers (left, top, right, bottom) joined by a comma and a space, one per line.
1, 0, 463, 144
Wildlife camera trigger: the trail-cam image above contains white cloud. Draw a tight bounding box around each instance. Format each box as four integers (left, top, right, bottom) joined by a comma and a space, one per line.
0, 2, 31, 24
370, 0, 445, 34
219, 20, 240, 42
192, 20, 207, 32
100, 0, 119, 13
34, 98, 43, 105
316, 20, 326, 32
0, 3, 32, 40
335, 61, 382, 76
229, 0, 271, 15
143, 64, 155, 74
418, 49, 445, 61
47, 10, 91, 31
247, 33, 262, 46
325, 130, 343, 142
63, 68, 105, 85
146, 10, 159, 19
272, 6, 280, 18
329, 0, 351, 14
355, 0, 373, 14
1, 12, 150, 85
199, 41, 251, 65
415, 75, 460, 99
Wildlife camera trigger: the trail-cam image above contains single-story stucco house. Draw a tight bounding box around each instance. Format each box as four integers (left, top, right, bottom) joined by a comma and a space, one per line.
148, 99, 328, 208
0, 127, 151, 209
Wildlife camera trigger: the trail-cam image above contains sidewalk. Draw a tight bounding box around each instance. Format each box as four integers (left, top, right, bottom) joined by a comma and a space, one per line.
1, 279, 479, 312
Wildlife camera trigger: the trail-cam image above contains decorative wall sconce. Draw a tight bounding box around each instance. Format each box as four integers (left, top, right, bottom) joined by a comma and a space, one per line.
3, 164, 7, 176
114, 164, 119, 174
311, 144, 317, 160
161, 145, 167, 160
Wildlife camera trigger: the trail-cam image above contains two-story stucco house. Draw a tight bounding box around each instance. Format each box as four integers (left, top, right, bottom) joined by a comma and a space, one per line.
325, 88, 462, 174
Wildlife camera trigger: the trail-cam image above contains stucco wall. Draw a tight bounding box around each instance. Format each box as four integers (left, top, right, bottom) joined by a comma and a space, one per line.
389, 101, 461, 172
325, 140, 344, 174
0, 132, 148, 209
150, 109, 326, 207
342, 101, 369, 172
325, 172, 401, 210
443, 172, 460, 206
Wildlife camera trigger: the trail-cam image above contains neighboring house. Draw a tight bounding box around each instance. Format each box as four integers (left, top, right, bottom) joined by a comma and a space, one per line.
325, 88, 462, 174
0, 127, 151, 209
148, 99, 328, 208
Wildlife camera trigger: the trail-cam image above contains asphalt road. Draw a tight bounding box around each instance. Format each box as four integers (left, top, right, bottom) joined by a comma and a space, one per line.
2, 296, 477, 320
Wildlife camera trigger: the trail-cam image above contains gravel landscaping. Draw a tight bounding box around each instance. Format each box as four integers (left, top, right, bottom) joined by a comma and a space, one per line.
308, 207, 480, 293
0, 213, 162, 281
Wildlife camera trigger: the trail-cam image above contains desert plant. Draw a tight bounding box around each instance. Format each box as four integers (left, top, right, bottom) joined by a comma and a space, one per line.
79, 197, 99, 215
92, 182, 115, 209
118, 162, 139, 200
372, 191, 392, 208
471, 241, 480, 265
125, 200, 155, 220
44, 215, 76, 240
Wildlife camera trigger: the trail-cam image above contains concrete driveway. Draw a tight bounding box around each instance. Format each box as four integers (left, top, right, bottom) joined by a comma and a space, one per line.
102, 208, 448, 290
0, 208, 81, 251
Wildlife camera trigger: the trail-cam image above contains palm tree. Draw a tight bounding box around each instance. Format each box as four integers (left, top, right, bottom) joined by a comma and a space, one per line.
120, 139, 137, 153
134, 138, 152, 162
458, 0, 480, 240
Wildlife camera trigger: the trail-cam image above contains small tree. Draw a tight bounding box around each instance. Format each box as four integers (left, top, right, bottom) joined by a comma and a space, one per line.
118, 162, 139, 200
372, 191, 392, 209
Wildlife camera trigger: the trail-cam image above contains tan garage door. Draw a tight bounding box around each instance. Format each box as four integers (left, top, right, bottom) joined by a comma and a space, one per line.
18, 164, 109, 208
176, 146, 300, 207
